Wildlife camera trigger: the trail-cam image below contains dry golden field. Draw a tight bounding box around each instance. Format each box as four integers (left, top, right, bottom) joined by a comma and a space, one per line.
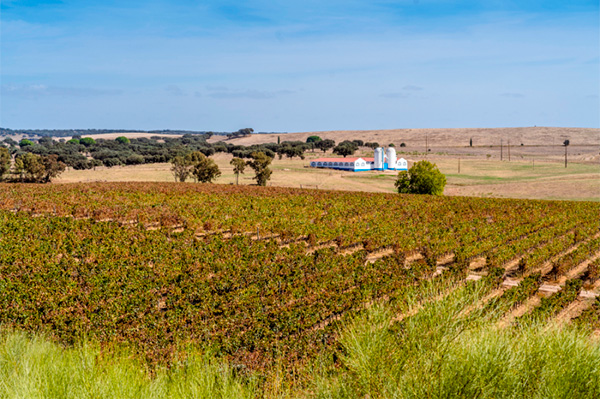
211, 126, 600, 147
56, 148, 600, 201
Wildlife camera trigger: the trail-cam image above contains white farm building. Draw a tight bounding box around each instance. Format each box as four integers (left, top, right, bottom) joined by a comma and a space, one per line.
310, 147, 408, 172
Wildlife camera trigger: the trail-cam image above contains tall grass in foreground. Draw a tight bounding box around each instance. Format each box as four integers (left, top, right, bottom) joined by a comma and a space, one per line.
0, 331, 256, 399
1, 280, 599, 398
313, 281, 600, 399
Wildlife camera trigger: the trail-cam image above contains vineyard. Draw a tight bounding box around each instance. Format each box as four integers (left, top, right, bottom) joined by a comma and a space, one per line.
0, 182, 599, 396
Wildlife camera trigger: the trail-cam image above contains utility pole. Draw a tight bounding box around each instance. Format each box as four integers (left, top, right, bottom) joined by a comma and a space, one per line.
508, 140, 511, 162
425, 134, 428, 156
564, 139, 569, 168
458, 158, 460, 174
500, 139, 503, 161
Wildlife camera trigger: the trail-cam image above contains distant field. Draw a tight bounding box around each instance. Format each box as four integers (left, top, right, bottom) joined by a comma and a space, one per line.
54, 132, 184, 141
55, 150, 600, 201
211, 126, 600, 147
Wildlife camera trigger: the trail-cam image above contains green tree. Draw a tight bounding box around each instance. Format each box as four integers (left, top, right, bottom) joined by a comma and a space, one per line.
307, 135, 322, 152
67, 138, 80, 145
230, 157, 246, 185
185, 151, 205, 164
228, 128, 254, 139
14, 153, 45, 182
284, 146, 305, 160
247, 151, 272, 186
395, 160, 446, 195
125, 154, 145, 165
333, 140, 358, 157
19, 139, 34, 147
79, 137, 96, 147
317, 139, 335, 153
171, 155, 191, 182
0, 147, 10, 180
116, 136, 130, 144
238, 128, 254, 137
191, 152, 221, 183
41, 154, 66, 183
38, 136, 54, 147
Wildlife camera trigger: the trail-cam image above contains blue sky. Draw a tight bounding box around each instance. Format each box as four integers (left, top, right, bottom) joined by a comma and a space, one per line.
1, 0, 598, 131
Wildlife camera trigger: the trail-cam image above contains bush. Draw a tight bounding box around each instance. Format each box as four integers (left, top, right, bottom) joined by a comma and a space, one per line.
115, 136, 130, 144
102, 157, 123, 167
79, 137, 96, 147
126, 154, 145, 165
395, 160, 446, 195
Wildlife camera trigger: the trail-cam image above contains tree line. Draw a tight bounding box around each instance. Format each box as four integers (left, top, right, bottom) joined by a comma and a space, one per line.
0, 132, 362, 173
0, 133, 328, 184
1, 131, 413, 185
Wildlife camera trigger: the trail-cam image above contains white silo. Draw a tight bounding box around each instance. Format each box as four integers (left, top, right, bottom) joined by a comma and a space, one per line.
374, 147, 385, 170
386, 147, 397, 170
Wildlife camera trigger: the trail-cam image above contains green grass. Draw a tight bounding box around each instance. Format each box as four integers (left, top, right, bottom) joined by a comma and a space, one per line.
3, 281, 599, 398
0, 331, 257, 399
312, 283, 600, 399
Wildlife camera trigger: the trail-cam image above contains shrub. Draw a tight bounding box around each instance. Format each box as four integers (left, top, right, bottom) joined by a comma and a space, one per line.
395, 160, 446, 195
115, 136, 130, 144
79, 137, 96, 147
126, 154, 145, 165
